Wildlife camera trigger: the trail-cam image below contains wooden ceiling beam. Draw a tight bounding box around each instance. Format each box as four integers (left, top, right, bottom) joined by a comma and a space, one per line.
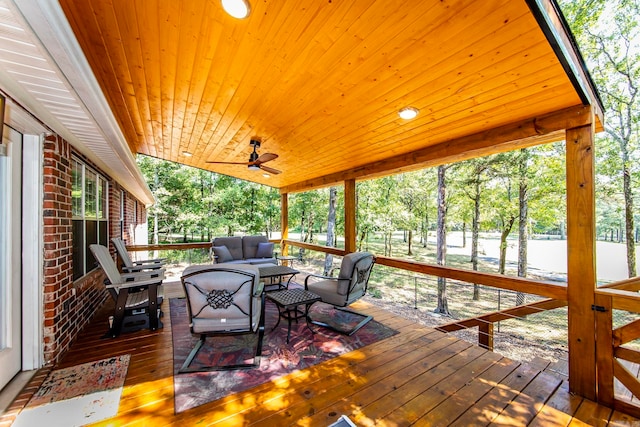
281, 104, 592, 194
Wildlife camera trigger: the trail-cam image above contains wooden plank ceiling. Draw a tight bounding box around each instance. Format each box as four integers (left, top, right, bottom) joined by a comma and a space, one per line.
58, 0, 593, 191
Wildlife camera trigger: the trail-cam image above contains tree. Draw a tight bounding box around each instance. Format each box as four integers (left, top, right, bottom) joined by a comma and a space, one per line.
137, 155, 280, 242
560, 0, 640, 277
356, 181, 377, 251
486, 154, 519, 275
517, 149, 530, 305
435, 165, 451, 315
290, 190, 327, 244
366, 177, 403, 257
324, 187, 337, 276
457, 155, 501, 300
396, 174, 423, 256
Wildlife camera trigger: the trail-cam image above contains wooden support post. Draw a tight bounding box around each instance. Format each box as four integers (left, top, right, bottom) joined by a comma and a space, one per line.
344, 179, 356, 253
281, 192, 289, 256
566, 121, 597, 400
478, 322, 494, 351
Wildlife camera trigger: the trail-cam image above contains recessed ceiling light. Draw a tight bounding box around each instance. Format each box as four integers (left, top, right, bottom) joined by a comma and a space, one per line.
398, 107, 419, 120
262, 173, 270, 178
221, 0, 251, 19
182, 151, 192, 157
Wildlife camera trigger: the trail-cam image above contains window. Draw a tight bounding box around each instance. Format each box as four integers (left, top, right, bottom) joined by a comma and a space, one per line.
72, 158, 108, 280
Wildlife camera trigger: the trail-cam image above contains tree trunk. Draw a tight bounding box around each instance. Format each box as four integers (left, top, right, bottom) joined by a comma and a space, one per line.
385, 232, 392, 257
498, 216, 516, 275
423, 213, 429, 247
358, 230, 367, 252
435, 165, 450, 315
462, 222, 466, 248
324, 187, 337, 276
471, 178, 481, 300
153, 168, 159, 245
407, 229, 413, 255
308, 212, 315, 243
153, 213, 159, 245
517, 149, 529, 306
622, 149, 637, 276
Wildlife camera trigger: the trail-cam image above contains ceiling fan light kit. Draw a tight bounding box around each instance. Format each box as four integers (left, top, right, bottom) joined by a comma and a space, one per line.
207, 138, 282, 175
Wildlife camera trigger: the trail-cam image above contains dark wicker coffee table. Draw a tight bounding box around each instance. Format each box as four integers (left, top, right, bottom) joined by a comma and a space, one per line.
258, 264, 299, 291
266, 289, 321, 343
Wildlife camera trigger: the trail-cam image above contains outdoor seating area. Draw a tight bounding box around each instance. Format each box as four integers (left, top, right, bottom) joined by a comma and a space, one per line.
3, 278, 638, 426
177, 251, 373, 366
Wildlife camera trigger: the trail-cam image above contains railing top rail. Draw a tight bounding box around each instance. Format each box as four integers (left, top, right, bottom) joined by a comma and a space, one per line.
127, 240, 567, 300
282, 239, 566, 300
596, 288, 640, 313
127, 242, 212, 251
600, 276, 640, 292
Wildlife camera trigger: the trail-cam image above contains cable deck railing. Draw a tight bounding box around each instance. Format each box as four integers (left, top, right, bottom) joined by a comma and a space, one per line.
125, 240, 640, 414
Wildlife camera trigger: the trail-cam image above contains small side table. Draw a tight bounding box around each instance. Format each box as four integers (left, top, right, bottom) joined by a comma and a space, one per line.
258, 264, 299, 292
266, 289, 321, 343
276, 255, 297, 267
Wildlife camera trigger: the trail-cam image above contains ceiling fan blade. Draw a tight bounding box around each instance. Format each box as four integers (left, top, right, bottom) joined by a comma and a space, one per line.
206, 160, 249, 165
259, 165, 282, 175
255, 152, 278, 164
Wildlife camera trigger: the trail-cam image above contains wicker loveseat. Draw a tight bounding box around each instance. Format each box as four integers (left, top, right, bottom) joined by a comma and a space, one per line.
211, 235, 277, 265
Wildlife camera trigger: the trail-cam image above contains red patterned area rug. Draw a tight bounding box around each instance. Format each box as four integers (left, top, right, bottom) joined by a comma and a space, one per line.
171, 296, 397, 413
13, 355, 130, 427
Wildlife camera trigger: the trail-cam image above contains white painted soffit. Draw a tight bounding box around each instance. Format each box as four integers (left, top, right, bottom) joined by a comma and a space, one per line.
0, 0, 154, 206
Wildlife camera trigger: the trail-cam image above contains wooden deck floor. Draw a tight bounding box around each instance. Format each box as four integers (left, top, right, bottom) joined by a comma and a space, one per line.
3, 281, 640, 427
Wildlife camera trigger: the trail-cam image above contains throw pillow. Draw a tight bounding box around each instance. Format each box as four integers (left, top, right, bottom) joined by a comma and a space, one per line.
212, 245, 233, 263
255, 242, 274, 258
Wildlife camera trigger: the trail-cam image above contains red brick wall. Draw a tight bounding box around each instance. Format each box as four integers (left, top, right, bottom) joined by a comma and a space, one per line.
41, 134, 148, 364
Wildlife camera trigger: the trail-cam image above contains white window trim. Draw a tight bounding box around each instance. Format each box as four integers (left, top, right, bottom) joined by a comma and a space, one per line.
72, 157, 109, 278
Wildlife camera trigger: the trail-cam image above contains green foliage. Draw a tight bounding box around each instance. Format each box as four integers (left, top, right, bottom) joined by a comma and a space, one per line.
137, 155, 280, 241
559, 0, 640, 274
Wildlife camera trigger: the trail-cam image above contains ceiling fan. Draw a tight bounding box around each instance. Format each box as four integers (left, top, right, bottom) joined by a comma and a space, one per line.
207, 139, 281, 175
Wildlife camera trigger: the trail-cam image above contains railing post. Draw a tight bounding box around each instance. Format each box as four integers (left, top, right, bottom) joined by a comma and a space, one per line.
595, 293, 614, 406
478, 322, 494, 351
